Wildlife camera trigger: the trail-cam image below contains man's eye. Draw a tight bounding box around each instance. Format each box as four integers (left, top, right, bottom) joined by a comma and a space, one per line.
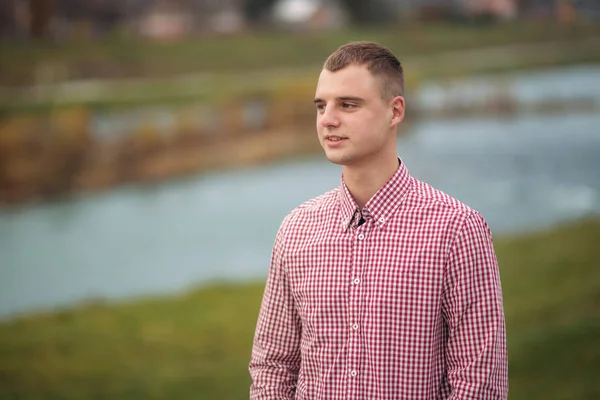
316, 104, 325, 111
342, 103, 356, 109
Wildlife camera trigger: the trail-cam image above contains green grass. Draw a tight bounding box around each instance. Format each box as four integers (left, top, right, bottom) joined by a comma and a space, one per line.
496, 218, 600, 399
0, 218, 599, 399
0, 285, 264, 399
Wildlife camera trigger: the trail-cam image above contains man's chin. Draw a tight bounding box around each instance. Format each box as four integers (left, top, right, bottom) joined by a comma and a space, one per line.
324, 153, 349, 166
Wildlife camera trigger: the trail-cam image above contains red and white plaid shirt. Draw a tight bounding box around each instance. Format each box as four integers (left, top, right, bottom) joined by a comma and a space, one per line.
249, 160, 508, 399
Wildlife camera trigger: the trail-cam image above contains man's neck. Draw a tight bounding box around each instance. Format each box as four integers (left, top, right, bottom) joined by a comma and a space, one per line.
342, 156, 400, 209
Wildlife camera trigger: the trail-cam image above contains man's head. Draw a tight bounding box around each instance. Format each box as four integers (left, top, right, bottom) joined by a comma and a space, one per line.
314, 41, 405, 169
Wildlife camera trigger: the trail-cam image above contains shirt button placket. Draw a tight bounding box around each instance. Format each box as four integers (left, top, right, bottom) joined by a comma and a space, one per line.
348, 227, 366, 396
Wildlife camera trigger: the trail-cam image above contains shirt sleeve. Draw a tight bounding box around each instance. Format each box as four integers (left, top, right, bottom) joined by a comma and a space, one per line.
249, 218, 302, 400
442, 212, 509, 400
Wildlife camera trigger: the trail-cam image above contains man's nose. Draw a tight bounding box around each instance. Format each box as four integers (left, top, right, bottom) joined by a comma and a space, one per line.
320, 106, 340, 128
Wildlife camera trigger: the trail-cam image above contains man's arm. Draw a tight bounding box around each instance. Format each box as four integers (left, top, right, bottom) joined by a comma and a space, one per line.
249, 221, 302, 400
442, 212, 508, 400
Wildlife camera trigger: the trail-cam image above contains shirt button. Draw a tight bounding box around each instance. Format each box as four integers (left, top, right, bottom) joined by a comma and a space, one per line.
358, 233, 365, 240
379, 217, 386, 223
350, 370, 357, 377
353, 278, 360, 284
352, 324, 359, 330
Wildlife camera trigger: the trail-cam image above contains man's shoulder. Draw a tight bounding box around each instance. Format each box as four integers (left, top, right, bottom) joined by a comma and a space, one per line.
406, 178, 494, 245
287, 187, 340, 219
279, 188, 339, 230
409, 177, 479, 221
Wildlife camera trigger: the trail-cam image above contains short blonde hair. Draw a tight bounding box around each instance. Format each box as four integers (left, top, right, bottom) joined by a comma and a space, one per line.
323, 41, 405, 99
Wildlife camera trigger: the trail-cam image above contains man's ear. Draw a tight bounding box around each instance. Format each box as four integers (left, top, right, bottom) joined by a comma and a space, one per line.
391, 96, 405, 127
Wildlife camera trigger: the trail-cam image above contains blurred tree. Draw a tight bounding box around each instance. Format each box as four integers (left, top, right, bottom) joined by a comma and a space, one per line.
0, 0, 16, 37
29, 0, 55, 38
342, 0, 395, 24
517, 0, 535, 15
244, 0, 277, 23
90, 0, 122, 34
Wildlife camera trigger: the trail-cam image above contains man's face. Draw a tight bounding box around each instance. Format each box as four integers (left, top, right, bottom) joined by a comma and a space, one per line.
314, 64, 403, 168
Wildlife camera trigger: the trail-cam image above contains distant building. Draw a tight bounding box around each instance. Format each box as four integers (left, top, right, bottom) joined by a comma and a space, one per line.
462, 0, 517, 20
379, 0, 518, 22
519, 0, 600, 21
136, 1, 194, 40
0, 0, 247, 40
271, 0, 349, 31
130, 0, 246, 38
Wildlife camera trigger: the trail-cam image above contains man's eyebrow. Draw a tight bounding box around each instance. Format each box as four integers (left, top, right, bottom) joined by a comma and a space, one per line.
338, 96, 364, 102
313, 96, 364, 103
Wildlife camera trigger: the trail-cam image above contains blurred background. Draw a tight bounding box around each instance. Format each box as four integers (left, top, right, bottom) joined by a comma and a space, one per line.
0, 0, 599, 399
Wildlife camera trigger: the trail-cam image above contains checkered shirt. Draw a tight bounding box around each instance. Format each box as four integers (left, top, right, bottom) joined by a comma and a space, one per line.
249, 160, 508, 399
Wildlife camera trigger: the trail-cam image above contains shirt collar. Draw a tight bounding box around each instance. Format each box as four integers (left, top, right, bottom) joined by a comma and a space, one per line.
338, 158, 412, 231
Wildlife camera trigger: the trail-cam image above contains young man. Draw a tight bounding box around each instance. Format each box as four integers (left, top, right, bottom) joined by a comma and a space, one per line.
249, 41, 508, 399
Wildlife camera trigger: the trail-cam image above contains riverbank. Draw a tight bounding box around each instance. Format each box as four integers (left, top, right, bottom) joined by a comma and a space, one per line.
3, 62, 600, 209
2, 21, 600, 208
1, 218, 598, 399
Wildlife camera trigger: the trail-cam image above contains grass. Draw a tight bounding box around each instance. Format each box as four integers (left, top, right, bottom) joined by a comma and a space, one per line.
0, 217, 599, 399
495, 218, 600, 399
